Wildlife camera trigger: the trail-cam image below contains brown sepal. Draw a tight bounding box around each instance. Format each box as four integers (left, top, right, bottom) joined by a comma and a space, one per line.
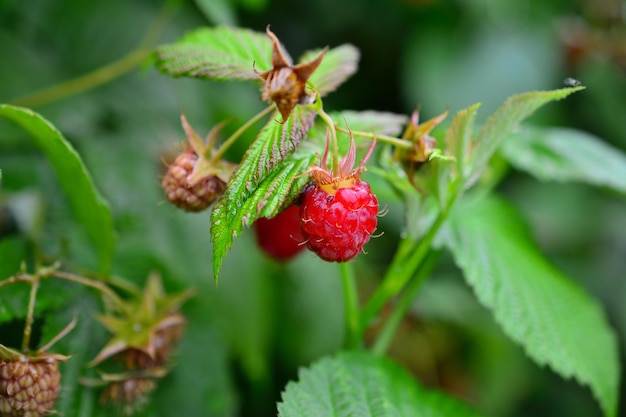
396, 109, 447, 169
255, 26, 327, 122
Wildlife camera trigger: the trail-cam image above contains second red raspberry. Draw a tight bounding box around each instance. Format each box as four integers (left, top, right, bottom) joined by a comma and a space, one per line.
300, 180, 378, 262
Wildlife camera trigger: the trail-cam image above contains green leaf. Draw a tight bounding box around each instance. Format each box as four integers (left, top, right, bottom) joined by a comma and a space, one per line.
467, 87, 583, 181
299, 44, 360, 96
156, 25, 360, 98
501, 127, 626, 193
0, 237, 26, 282
155, 26, 272, 81
210, 106, 316, 279
277, 351, 485, 417
445, 102, 481, 184
211, 109, 406, 279
440, 196, 619, 417
0, 104, 115, 273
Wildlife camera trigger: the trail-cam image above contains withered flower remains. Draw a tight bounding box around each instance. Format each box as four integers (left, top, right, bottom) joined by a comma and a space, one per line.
395, 109, 448, 182
255, 26, 327, 122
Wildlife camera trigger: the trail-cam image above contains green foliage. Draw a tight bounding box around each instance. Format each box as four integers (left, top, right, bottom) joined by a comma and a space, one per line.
299, 45, 360, 96
2, 3, 624, 417
0, 104, 115, 274
445, 102, 481, 186
194, 0, 237, 26
210, 106, 316, 279
278, 351, 486, 417
155, 26, 272, 81
155, 25, 359, 97
466, 87, 584, 182
0, 237, 26, 281
501, 127, 626, 193
43, 292, 105, 417
210, 109, 406, 279
440, 196, 619, 417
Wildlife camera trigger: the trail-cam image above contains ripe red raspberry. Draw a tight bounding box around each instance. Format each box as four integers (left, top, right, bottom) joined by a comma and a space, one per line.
254, 205, 305, 261
299, 128, 378, 262
0, 359, 61, 417
300, 181, 378, 262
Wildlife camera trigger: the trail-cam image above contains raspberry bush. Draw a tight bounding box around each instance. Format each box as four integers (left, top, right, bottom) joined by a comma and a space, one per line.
2, 3, 626, 417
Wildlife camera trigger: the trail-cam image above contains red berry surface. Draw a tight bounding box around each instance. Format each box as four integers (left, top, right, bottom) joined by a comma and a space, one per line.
300, 180, 378, 262
254, 205, 305, 261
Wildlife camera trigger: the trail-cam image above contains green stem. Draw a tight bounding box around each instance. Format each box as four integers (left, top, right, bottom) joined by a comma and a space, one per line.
7, 0, 178, 108
340, 262, 360, 349
360, 208, 448, 335
9, 49, 150, 108
53, 271, 124, 307
137, 0, 179, 49
371, 250, 441, 355
22, 276, 40, 352
210, 105, 275, 162
107, 275, 142, 296
318, 109, 340, 175
335, 126, 412, 150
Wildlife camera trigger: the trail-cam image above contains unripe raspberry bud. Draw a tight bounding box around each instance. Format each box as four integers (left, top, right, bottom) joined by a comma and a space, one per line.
162, 114, 237, 212
121, 319, 185, 370
162, 150, 226, 212
0, 359, 61, 417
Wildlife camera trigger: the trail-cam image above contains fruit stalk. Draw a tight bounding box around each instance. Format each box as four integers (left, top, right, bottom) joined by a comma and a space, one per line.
210, 105, 275, 163
371, 250, 440, 355
359, 206, 448, 336
335, 125, 413, 150
340, 262, 360, 349
22, 275, 40, 352
53, 270, 124, 308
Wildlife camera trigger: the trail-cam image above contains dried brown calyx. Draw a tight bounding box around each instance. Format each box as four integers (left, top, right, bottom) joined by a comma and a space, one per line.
394, 109, 448, 185
255, 26, 327, 122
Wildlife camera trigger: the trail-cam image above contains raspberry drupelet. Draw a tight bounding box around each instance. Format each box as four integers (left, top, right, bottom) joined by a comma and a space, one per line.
300, 129, 378, 262
254, 205, 305, 261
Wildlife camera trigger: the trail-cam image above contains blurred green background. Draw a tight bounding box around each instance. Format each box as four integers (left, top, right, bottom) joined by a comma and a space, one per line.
1, 0, 625, 416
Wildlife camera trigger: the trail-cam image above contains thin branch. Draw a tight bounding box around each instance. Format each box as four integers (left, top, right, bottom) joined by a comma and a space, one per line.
21, 277, 40, 352
335, 126, 412, 150
53, 271, 124, 307
340, 262, 361, 349
211, 105, 275, 162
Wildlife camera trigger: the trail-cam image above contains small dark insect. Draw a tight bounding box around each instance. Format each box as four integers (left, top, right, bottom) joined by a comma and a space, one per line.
563, 77, 582, 87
